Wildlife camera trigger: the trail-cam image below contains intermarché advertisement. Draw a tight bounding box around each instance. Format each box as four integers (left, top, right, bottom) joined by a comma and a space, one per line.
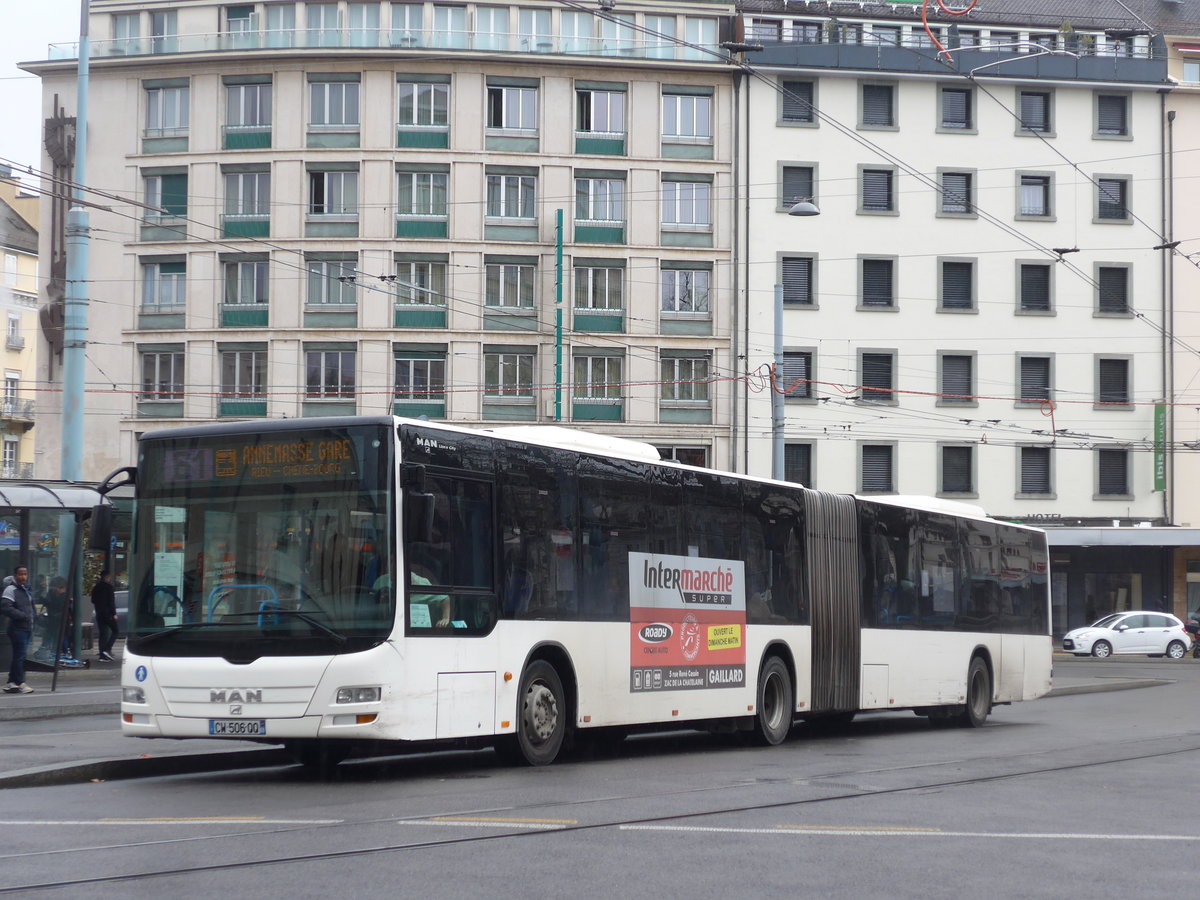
628, 552, 746, 693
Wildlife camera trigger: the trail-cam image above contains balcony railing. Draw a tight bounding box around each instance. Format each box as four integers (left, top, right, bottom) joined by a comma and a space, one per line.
48, 28, 723, 62
6, 335, 25, 351
0, 399, 35, 423
0, 462, 34, 480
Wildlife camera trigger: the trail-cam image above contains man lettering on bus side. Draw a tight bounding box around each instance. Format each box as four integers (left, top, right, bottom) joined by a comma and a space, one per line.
1, 566, 35, 693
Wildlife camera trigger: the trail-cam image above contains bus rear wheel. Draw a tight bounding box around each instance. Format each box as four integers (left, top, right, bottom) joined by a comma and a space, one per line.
957, 657, 992, 728
508, 660, 567, 766
753, 656, 794, 746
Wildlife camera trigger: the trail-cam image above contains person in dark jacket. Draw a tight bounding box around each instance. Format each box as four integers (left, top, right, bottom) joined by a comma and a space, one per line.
1, 565, 35, 693
91, 570, 118, 662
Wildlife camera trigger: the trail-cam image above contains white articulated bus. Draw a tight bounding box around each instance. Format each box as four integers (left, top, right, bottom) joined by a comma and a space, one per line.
98, 416, 1052, 768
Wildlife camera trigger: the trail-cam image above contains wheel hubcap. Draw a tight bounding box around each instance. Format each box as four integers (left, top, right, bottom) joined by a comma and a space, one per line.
763, 674, 783, 729
524, 683, 557, 743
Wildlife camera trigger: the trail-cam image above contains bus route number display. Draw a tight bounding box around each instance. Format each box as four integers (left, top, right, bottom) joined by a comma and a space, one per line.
628, 552, 746, 693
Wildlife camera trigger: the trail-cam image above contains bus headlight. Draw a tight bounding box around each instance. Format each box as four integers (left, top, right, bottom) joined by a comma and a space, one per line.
123, 687, 146, 704
336, 686, 381, 704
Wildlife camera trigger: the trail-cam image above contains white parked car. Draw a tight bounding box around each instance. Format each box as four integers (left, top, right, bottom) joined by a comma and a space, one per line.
1062, 611, 1192, 659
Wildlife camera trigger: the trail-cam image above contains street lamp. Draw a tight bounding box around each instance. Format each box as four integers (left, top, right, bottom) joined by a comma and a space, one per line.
773, 200, 822, 481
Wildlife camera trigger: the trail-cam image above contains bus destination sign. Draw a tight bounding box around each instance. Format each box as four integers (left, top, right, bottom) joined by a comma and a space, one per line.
158, 435, 359, 487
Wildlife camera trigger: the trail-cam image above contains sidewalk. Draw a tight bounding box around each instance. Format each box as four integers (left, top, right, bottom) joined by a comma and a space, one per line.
0, 645, 123, 720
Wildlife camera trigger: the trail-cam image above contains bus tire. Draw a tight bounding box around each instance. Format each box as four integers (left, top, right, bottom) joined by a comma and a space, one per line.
753, 656, 793, 746
512, 660, 567, 766
286, 740, 349, 773
957, 656, 991, 728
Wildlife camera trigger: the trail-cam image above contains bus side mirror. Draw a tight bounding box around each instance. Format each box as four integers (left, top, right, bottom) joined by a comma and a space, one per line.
88, 505, 114, 552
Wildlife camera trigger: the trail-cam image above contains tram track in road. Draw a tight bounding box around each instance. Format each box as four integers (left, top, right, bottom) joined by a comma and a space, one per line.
5, 731, 1200, 893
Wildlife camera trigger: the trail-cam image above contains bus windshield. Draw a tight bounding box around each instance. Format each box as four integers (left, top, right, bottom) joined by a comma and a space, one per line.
127, 422, 395, 657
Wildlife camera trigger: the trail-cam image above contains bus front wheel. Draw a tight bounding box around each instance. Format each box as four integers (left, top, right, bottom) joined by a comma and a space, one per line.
510, 660, 567, 766
753, 656, 794, 746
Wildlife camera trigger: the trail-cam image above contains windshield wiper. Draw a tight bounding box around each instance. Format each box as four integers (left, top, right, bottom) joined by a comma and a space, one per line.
133, 621, 241, 647
254, 609, 348, 645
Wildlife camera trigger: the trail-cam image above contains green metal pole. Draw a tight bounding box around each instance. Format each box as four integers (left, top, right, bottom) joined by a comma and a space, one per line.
555, 209, 563, 421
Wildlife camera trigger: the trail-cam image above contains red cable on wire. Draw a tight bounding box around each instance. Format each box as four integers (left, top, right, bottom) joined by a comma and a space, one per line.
922, 0, 980, 60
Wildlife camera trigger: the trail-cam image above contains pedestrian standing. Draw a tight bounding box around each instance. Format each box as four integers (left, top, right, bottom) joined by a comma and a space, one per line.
91, 569, 118, 662
1, 565, 35, 693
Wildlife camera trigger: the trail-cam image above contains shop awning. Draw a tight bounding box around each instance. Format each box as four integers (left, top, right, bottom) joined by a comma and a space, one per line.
0, 482, 106, 511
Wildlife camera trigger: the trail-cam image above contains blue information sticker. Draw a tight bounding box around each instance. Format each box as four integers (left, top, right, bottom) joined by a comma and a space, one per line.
135, 665, 148, 683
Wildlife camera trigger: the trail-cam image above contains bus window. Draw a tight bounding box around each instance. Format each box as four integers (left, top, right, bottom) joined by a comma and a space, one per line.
499, 444, 578, 619
865, 503, 918, 628
579, 456, 650, 621
743, 483, 806, 624
917, 513, 960, 630
682, 470, 742, 562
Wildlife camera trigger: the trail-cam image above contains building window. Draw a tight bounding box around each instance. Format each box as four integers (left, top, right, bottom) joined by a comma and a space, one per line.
224, 170, 270, 220
661, 268, 710, 313
940, 86, 972, 130
860, 168, 895, 212
782, 256, 814, 306
1097, 266, 1130, 314
940, 260, 974, 311
781, 351, 812, 399
860, 258, 895, 308
140, 350, 184, 400
781, 165, 815, 208
2, 255, 15, 288
662, 91, 712, 142
861, 83, 895, 127
226, 81, 271, 129
150, 10, 178, 52
575, 178, 625, 224
940, 354, 974, 404
1019, 174, 1052, 217
309, 79, 360, 128
221, 349, 266, 400
113, 12, 140, 53
941, 446, 974, 494
393, 259, 447, 305
394, 353, 446, 402
574, 355, 622, 401
861, 444, 895, 493
1020, 446, 1052, 495
860, 352, 895, 403
485, 262, 535, 308
658, 446, 708, 467
781, 80, 815, 123
145, 84, 189, 136
1097, 358, 1131, 405
1019, 90, 1052, 133
142, 261, 185, 309
1097, 178, 1129, 221
1019, 263, 1052, 312
485, 352, 534, 397
306, 349, 355, 398
223, 259, 268, 305
1097, 449, 1130, 496
1, 437, 17, 479
487, 85, 537, 131
574, 266, 623, 310
6, 315, 20, 349
939, 171, 973, 215
144, 172, 188, 218
307, 258, 357, 305
486, 173, 536, 219
1184, 61, 1200, 83
397, 171, 448, 219
784, 443, 812, 486
660, 354, 710, 403
577, 88, 625, 135
309, 170, 358, 217
1096, 93, 1129, 137
1019, 356, 1052, 403
398, 80, 449, 127
661, 181, 711, 226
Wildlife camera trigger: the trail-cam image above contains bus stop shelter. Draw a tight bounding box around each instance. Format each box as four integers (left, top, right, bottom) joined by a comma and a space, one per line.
0, 482, 107, 675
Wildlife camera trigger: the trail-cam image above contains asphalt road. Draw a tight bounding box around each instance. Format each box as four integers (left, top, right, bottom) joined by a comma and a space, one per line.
2, 655, 1197, 899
